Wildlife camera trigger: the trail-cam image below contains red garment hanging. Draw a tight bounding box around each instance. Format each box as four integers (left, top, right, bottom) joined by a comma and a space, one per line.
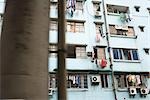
100, 58, 107, 68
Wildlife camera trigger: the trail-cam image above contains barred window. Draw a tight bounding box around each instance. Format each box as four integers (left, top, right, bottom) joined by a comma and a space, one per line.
50, 20, 57, 31
49, 74, 88, 89
67, 74, 88, 89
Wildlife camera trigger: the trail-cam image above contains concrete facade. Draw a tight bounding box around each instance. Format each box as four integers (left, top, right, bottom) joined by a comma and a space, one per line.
49, 0, 150, 100
0, 0, 150, 100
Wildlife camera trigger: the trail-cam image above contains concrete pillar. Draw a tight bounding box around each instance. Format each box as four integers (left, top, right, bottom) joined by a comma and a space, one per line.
0, 0, 50, 99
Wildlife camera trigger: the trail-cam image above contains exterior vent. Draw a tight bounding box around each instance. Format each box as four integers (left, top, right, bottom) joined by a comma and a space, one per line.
48, 88, 53, 96
140, 88, 149, 97
129, 87, 137, 97
91, 75, 100, 85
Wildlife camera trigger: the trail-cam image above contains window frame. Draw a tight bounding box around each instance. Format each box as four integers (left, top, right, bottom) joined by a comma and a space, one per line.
67, 21, 85, 33
109, 25, 135, 37
49, 44, 58, 57
112, 48, 139, 61
50, 20, 58, 31
67, 44, 86, 58
93, 47, 106, 60
67, 74, 88, 89
100, 74, 111, 88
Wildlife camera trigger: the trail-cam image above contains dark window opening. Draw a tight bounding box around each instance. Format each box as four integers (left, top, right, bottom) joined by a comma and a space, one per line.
67, 45, 76, 58
132, 50, 139, 60
100, 74, 109, 88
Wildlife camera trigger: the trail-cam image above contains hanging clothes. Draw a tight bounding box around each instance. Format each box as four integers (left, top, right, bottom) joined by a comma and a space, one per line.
100, 58, 107, 68
75, 75, 80, 85
73, 76, 76, 84
136, 75, 141, 86
96, 33, 101, 42
69, 75, 74, 81
67, 0, 76, 17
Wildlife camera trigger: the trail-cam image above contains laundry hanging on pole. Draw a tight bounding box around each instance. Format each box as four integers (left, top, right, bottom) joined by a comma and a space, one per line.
67, 0, 76, 17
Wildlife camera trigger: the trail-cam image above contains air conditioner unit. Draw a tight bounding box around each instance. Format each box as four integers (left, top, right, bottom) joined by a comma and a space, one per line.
140, 88, 149, 96
48, 88, 53, 96
91, 75, 100, 83
129, 87, 137, 97
95, 11, 101, 17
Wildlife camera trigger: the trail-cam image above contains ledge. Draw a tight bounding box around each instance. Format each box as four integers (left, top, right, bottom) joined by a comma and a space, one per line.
110, 35, 137, 39
113, 59, 141, 63
117, 88, 128, 92
107, 13, 120, 16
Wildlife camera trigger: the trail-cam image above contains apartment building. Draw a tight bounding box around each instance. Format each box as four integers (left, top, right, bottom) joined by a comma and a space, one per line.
49, 0, 150, 100
0, 0, 150, 100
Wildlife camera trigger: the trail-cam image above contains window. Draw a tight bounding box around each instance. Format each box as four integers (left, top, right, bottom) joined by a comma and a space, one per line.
113, 49, 122, 60
67, 45, 76, 58
134, 6, 140, 12
95, 23, 103, 36
93, 47, 105, 59
49, 73, 88, 89
109, 25, 117, 35
76, 0, 83, 11
115, 75, 127, 89
76, 46, 86, 59
115, 74, 148, 89
127, 75, 147, 87
123, 49, 132, 60
67, 74, 88, 89
100, 74, 109, 88
67, 44, 86, 58
128, 27, 135, 36
93, 2, 101, 13
49, 74, 57, 88
139, 26, 145, 32
50, 20, 57, 31
67, 21, 84, 33
50, 2, 57, 10
107, 5, 128, 14
109, 25, 135, 36
113, 48, 139, 61
49, 44, 57, 57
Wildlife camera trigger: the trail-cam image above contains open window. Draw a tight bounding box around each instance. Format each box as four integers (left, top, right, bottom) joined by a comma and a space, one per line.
93, 46, 106, 60
109, 25, 135, 37
115, 73, 148, 89
92, 1, 101, 17
107, 4, 129, 14
67, 44, 86, 58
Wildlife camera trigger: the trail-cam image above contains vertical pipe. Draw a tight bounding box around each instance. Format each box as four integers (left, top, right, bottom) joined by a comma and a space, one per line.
0, 0, 50, 99
102, 0, 117, 100
57, 0, 67, 100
